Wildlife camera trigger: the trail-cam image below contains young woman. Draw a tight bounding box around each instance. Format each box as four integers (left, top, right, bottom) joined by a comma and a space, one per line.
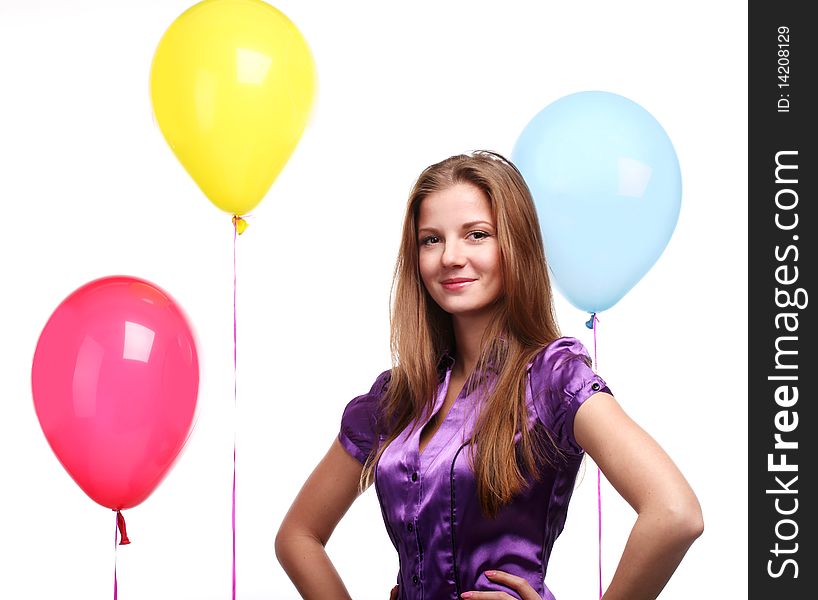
275, 151, 703, 599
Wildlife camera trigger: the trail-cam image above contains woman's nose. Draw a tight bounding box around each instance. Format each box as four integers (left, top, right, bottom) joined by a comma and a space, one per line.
440, 241, 465, 267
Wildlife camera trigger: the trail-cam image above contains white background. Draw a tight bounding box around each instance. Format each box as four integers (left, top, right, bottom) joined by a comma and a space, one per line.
0, 1, 747, 599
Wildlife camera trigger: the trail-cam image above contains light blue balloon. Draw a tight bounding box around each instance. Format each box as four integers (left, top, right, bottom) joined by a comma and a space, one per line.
512, 91, 681, 313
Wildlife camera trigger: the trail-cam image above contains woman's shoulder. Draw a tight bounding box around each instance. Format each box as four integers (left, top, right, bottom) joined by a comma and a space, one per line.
368, 368, 392, 395
342, 368, 392, 416
338, 368, 392, 464
526, 337, 609, 452
527, 336, 593, 379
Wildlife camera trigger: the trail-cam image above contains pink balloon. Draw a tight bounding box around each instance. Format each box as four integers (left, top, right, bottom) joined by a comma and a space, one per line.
31, 276, 199, 510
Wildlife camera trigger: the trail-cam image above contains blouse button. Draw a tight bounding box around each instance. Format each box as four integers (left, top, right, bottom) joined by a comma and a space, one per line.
411, 472, 418, 482
407, 522, 414, 533
591, 382, 601, 391
412, 575, 419, 585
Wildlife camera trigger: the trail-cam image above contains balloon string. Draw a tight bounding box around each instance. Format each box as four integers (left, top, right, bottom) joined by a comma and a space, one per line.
112, 510, 129, 600
590, 313, 602, 599
232, 218, 240, 600
113, 513, 118, 600
597, 467, 602, 598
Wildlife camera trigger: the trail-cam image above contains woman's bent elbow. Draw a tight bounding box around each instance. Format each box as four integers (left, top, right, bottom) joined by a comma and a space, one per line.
274, 522, 325, 568
274, 523, 305, 567
274, 526, 290, 566
673, 500, 704, 546
686, 506, 705, 543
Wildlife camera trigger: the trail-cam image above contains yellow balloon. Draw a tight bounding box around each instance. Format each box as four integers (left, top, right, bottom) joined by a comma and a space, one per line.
150, 0, 317, 216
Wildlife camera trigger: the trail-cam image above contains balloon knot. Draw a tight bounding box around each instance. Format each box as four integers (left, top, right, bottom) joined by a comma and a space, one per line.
116, 510, 131, 545
585, 313, 597, 329
232, 215, 248, 235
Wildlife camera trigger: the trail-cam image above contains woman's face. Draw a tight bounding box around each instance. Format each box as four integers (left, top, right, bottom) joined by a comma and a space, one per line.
417, 183, 503, 320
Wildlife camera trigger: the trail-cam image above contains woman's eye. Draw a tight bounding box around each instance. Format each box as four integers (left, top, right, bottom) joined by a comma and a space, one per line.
420, 235, 440, 246
468, 231, 490, 241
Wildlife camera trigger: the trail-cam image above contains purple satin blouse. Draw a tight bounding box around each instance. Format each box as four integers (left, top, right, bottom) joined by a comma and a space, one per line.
338, 337, 610, 600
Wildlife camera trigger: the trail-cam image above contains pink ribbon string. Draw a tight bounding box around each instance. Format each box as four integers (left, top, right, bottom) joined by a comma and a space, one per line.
597, 466, 602, 599
591, 313, 602, 599
113, 510, 129, 599
113, 513, 118, 600
232, 218, 239, 600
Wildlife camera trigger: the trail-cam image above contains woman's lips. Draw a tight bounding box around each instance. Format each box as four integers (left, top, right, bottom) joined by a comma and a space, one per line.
441, 278, 475, 291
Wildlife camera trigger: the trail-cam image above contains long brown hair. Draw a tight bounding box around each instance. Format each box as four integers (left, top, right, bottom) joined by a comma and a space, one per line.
362, 150, 562, 517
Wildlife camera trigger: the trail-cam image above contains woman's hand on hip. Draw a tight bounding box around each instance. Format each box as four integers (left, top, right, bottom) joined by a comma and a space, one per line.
460, 570, 540, 599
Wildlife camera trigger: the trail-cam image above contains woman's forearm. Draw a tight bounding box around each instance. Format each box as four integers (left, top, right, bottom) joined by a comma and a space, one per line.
602, 505, 704, 600
275, 440, 368, 598
275, 528, 354, 600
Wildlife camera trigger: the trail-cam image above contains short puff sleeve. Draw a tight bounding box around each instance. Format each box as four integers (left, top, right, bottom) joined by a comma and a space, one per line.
338, 369, 391, 464
528, 337, 611, 454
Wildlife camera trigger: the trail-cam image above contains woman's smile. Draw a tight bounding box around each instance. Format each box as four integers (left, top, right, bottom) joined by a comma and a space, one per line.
441, 277, 477, 291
